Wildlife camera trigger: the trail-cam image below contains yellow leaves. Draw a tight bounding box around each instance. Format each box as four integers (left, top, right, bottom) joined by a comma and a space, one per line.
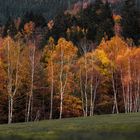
98, 36, 129, 69
94, 49, 110, 66
48, 37, 55, 45
77, 48, 110, 77
98, 35, 140, 88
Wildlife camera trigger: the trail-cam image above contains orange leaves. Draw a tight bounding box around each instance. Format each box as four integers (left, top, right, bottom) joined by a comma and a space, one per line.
113, 14, 122, 23
0, 57, 6, 90
66, 26, 87, 36
54, 94, 82, 118
47, 20, 54, 30
45, 38, 78, 94
62, 95, 82, 117
2, 37, 20, 70
24, 21, 35, 35
56, 38, 78, 58
99, 36, 128, 68
52, 38, 77, 63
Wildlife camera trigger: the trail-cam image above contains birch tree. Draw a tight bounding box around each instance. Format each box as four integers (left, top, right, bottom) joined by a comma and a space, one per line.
50, 38, 78, 119
2, 36, 21, 124
43, 37, 55, 119
26, 41, 36, 122
99, 36, 128, 114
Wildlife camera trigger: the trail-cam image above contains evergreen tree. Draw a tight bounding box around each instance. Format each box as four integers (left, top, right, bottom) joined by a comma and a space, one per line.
95, 1, 114, 43
121, 0, 140, 45
19, 11, 46, 31
3, 17, 18, 37
78, 2, 97, 42
78, 0, 114, 44
48, 13, 77, 42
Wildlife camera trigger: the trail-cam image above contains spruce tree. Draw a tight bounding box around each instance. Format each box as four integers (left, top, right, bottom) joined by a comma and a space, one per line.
19, 11, 46, 31
95, 0, 114, 43
121, 0, 140, 45
3, 17, 18, 37
78, 0, 114, 44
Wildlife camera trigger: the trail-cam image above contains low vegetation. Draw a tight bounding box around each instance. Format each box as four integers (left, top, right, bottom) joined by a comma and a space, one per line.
0, 113, 140, 140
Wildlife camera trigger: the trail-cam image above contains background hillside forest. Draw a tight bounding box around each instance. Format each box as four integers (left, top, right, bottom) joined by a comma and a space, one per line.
0, 0, 140, 124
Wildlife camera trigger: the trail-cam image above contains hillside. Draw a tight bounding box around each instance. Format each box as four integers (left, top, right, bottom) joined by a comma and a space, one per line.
0, 113, 140, 140
1, 0, 139, 24
0, 0, 80, 23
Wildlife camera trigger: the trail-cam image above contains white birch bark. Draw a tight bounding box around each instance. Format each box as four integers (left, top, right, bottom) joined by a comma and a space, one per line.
26, 42, 36, 122
7, 38, 20, 124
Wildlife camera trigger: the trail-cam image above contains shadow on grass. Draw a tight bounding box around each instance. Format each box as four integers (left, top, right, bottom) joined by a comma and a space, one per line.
0, 132, 140, 140
0, 136, 30, 140
60, 131, 140, 140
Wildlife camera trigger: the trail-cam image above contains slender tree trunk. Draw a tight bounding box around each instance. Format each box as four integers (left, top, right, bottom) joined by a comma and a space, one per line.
127, 82, 130, 113
9, 96, 13, 124
128, 58, 132, 112
59, 49, 68, 119
120, 70, 127, 113
90, 76, 93, 116
26, 43, 35, 122
59, 71, 67, 119
27, 95, 32, 122
138, 75, 140, 112
84, 55, 88, 116
25, 95, 28, 122
49, 59, 54, 119
8, 96, 11, 124
133, 67, 137, 112
7, 39, 12, 124
112, 72, 119, 114
79, 67, 86, 117
59, 48, 64, 119
8, 96, 13, 124
92, 77, 99, 115
7, 39, 20, 124
59, 89, 63, 119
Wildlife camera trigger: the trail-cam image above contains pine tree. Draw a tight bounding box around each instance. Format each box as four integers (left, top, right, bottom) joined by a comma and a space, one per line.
3, 17, 18, 37
19, 11, 46, 31
95, 1, 114, 43
78, 0, 114, 44
121, 0, 140, 45
48, 13, 76, 42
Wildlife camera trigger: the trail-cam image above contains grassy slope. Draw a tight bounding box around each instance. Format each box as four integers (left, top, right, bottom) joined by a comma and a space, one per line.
0, 113, 140, 140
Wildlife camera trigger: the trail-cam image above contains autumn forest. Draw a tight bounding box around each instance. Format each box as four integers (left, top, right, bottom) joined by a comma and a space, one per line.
0, 0, 140, 125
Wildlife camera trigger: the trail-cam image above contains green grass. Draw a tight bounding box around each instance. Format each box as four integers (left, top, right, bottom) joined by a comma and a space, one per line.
0, 113, 140, 140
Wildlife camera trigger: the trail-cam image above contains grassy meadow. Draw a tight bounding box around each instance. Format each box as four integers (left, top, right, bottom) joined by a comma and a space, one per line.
0, 113, 140, 140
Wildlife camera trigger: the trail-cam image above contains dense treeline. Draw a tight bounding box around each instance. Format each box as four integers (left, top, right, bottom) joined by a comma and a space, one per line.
0, 0, 140, 124
0, 0, 139, 24
0, 0, 81, 23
